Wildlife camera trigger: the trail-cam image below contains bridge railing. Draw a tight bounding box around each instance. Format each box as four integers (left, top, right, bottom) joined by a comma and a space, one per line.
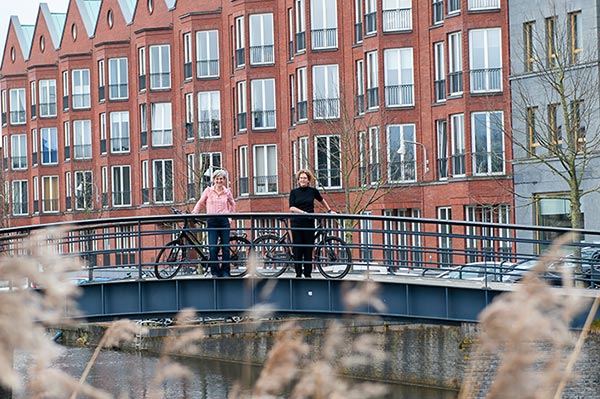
0, 212, 599, 288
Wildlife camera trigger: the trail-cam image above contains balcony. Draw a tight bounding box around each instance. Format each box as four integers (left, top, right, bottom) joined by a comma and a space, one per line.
313, 98, 340, 119
385, 84, 414, 106
470, 68, 502, 93
311, 28, 337, 49
382, 8, 412, 32
468, 0, 500, 11
250, 45, 274, 65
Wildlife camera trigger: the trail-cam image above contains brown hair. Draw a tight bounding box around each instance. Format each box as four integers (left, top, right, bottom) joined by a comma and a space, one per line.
296, 168, 315, 182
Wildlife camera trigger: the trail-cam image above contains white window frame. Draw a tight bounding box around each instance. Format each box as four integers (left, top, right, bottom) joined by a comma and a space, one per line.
149, 44, 171, 90
110, 111, 130, 154
310, 0, 338, 49
108, 58, 129, 100
72, 69, 91, 109
196, 30, 219, 78
41, 175, 59, 213
315, 135, 342, 188
387, 123, 417, 183
469, 28, 502, 93
73, 120, 92, 160
9, 88, 26, 125
471, 111, 504, 175
253, 144, 278, 194
251, 79, 276, 129
249, 14, 275, 65
151, 102, 173, 146
11, 134, 27, 170
384, 48, 414, 107
312, 64, 340, 119
198, 91, 221, 138
112, 165, 131, 207
152, 159, 174, 203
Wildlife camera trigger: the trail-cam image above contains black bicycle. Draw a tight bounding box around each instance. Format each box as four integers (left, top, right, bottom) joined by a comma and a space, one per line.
252, 217, 352, 279
154, 208, 251, 279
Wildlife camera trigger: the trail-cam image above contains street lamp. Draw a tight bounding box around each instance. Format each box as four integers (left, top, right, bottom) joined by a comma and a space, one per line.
397, 140, 429, 174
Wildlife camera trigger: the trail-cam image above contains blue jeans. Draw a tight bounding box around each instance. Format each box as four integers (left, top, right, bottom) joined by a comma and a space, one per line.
207, 217, 231, 277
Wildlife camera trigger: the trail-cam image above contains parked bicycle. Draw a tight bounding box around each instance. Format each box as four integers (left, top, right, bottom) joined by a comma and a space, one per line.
252, 217, 352, 279
154, 208, 251, 279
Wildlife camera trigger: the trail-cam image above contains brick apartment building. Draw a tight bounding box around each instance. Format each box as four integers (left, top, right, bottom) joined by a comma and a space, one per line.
0, 0, 513, 257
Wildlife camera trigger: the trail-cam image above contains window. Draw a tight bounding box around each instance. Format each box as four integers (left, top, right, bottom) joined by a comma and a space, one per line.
112, 165, 131, 206
312, 64, 340, 119
98, 59, 105, 101
297, 67, 308, 121
315, 135, 341, 188
572, 100, 585, 149
74, 170, 93, 210
101, 167, 108, 207
359, 131, 367, 185
387, 124, 416, 182
31, 129, 38, 166
546, 17, 556, 68
100, 113, 107, 154
369, 127, 381, 184
153, 159, 174, 203
433, 0, 443, 25
471, 111, 504, 175
468, 0, 499, 11
448, 31, 463, 95
11, 134, 27, 170
151, 103, 173, 146
196, 30, 219, 78
535, 196, 574, 245
469, 28, 502, 92
30, 81, 37, 119
354, 0, 363, 43
9, 88, 26, 124
289, 74, 296, 125
142, 161, 149, 203
199, 152, 222, 190
108, 58, 128, 100
524, 21, 536, 72
65, 172, 72, 210
464, 204, 511, 261
73, 120, 92, 159
1, 90, 7, 125
185, 93, 194, 139
447, 0, 460, 14
437, 120, 448, 179
64, 121, 70, 161
365, 0, 377, 35
299, 136, 309, 170
235, 16, 245, 67
239, 146, 249, 195
41, 127, 58, 165
186, 154, 194, 200
526, 106, 539, 155
288, 8, 294, 60
437, 206, 453, 267
253, 144, 278, 194
384, 48, 414, 106
236, 81, 247, 132
367, 51, 379, 109
450, 114, 467, 176
311, 0, 338, 49
37, 80, 55, 118
356, 60, 365, 115
434, 42, 445, 102
138, 47, 147, 91
183, 32, 193, 79
548, 103, 560, 146
110, 111, 130, 153
249, 14, 274, 65
149, 44, 171, 89
72, 69, 91, 109
12, 180, 28, 215
295, 0, 306, 52
251, 79, 276, 129
62, 71, 69, 110
383, 0, 412, 32
198, 91, 221, 138
42, 176, 59, 213
569, 11, 582, 64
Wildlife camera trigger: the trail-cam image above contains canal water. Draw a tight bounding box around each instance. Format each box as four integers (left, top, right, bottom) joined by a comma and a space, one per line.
14, 347, 458, 398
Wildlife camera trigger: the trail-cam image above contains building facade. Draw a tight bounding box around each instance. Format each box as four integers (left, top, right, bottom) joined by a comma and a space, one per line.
0, 0, 514, 260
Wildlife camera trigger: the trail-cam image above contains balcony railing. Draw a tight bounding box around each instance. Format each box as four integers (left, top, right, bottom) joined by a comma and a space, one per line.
382, 8, 412, 32
11, 156, 27, 170
468, 0, 500, 10
311, 28, 337, 49
110, 138, 130, 153
198, 119, 221, 138
385, 84, 414, 106
388, 160, 416, 182
250, 45, 274, 64
470, 68, 502, 92
451, 153, 466, 176
10, 111, 26, 124
254, 175, 277, 194
149, 72, 171, 90
313, 98, 340, 119
197, 60, 219, 77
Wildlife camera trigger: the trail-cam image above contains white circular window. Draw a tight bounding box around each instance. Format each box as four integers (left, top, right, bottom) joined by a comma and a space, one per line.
107, 10, 113, 28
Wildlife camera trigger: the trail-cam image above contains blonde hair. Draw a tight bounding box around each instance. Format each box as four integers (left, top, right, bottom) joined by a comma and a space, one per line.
296, 168, 315, 182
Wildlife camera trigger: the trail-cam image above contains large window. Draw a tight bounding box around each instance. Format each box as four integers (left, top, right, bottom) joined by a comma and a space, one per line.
469, 28, 502, 92
12, 180, 28, 215
149, 44, 171, 90
384, 48, 414, 106
11, 134, 27, 170
450, 113, 465, 176
315, 135, 341, 188
112, 165, 131, 206
74, 170, 93, 210
253, 144, 278, 194
448, 31, 463, 95
310, 0, 338, 49
41, 127, 58, 165
39, 79, 57, 117
251, 79, 276, 129
387, 124, 416, 182
199, 152, 222, 191
73, 120, 92, 159
366, 51, 379, 109
72, 69, 91, 109
383, 0, 412, 32
9, 88, 26, 124
249, 14, 274, 65
42, 176, 59, 213
110, 111, 130, 153
471, 111, 504, 175
198, 91, 221, 138
108, 58, 128, 100
196, 30, 219, 78
153, 159, 174, 203
312, 64, 339, 119
151, 103, 173, 146
536, 196, 574, 245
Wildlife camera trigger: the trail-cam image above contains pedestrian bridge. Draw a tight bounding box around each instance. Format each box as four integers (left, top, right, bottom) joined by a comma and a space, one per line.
0, 212, 598, 327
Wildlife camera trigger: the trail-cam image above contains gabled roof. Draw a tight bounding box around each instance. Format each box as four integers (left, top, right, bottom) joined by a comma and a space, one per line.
13, 16, 35, 61
76, 0, 102, 38
118, 0, 138, 24
40, 3, 66, 50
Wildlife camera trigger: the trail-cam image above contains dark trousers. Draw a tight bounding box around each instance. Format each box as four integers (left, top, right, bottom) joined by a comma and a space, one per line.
291, 226, 315, 277
207, 217, 230, 277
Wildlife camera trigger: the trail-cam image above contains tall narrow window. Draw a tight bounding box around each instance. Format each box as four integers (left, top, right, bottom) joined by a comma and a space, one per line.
569, 11, 582, 64
149, 44, 171, 89
198, 91, 221, 138
299, 136, 309, 170
448, 31, 463, 95
384, 48, 414, 106
312, 64, 339, 119
42, 176, 59, 213
9, 88, 26, 124
185, 93, 194, 139
437, 120, 448, 179
526, 106, 539, 155
251, 79, 276, 129
524, 21, 536, 72
432, 0, 443, 25
183, 32, 193, 80
153, 159, 174, 203
151, 103, 173, 146
387, 124, 416, 182
367, 51, 379, 109
40, 127, 58, 165
365, 0, 377, 35
239, 146, 249, 195
2, 89, 8, 125
196, 30, 219, 78
112, 165, 131, 206
64, 122, 70, 161
546, 16, 557, 68
368, 127, 380, 184
11, 134, 27, 170
355, 0, 363, 43
249, 14, 274, 65
356, 60, 365, 115
98, 59, 105, 101
236, 81, 247, 132
74, 170, 93, 210
295, 0, 306, 52
73, 120, 92, 159
548, 103, 560, 146
297, 67, 308, 121
253, 144, 278, 194
100, 113, 107, 154
434, 42, 446, 102
471, 111, 504, 175
437, 206, 453, 267
235, 16, 245, 67
72, 69, 91, 109
469, 28, 502, 93
451, 113, 465, 176
110, 111, 130, 153
315, 135, 341, 188
311, 0, 338, 49
30, 81, 37, 119
39, 79, 57, 117
62, 71, 69, 110
138, 47, 147, 91
108, 58, 128, 100
12, 180, 28, 215
142, 161, 149, 203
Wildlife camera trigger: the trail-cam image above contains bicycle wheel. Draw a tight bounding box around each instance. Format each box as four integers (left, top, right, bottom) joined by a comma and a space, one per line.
228, 235, 250, 277
315, 236, 352, 279
252, 234, 291, 277
155, 240, 187, 279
